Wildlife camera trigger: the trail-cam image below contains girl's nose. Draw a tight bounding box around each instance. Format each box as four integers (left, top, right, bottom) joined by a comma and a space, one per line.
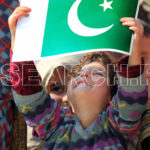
62, 95, 69, 107
80, 71, 88, 78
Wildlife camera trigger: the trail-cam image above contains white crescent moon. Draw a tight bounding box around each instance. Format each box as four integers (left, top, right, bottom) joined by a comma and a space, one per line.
68, 0, 114, 37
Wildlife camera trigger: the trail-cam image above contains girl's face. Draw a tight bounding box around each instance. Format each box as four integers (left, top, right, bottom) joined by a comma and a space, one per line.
67, 62, 111, 109
48, 67, 69, 106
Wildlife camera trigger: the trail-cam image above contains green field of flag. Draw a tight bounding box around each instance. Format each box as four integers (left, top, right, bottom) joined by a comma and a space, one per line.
41, 0, 139, 57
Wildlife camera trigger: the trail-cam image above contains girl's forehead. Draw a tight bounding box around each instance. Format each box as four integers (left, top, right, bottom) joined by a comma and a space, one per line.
82, 62, 105, 70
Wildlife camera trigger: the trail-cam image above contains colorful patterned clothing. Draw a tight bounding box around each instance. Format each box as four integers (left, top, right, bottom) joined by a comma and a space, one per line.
0, 1, 18, 149
10, 53, 148, 150
137, 101, 150, 150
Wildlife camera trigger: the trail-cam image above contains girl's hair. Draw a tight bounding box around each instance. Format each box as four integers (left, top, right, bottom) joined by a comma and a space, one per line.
69, 52, 118, 98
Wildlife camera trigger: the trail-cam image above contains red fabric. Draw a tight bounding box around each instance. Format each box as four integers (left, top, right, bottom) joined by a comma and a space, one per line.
117, 56, 144, 78
10, 51, 42, 95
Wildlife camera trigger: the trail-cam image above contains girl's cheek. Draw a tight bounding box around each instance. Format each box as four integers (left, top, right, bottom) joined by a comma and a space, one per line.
94, 78, 107, 87
69, 78, 78, 89
49, 93, 62, 103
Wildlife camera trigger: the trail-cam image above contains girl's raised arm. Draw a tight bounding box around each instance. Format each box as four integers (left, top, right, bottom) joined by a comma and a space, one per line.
8, 6, 31, 50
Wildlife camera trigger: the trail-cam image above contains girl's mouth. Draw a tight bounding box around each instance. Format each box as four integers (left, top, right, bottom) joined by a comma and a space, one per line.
74, 79, 93, 88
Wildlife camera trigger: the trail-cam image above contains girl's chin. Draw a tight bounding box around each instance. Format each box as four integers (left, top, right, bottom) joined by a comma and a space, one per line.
71, 87, 93, 98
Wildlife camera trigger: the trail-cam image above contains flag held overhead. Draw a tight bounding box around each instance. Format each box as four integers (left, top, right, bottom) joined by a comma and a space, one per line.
13, 0, 139, 62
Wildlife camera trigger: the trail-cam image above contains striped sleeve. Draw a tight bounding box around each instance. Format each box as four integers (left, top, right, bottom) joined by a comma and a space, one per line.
13, 89, 64, 140
108, 57, 148, 139
9, 51, 68, 140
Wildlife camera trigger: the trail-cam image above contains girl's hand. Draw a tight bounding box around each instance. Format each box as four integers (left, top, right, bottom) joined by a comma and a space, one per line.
120, 17, 144, 43
8, 6, 31, 51
120, 17, 144, 66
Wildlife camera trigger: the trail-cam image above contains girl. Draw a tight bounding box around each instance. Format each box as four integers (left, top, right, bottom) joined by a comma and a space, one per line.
9, 6, 147, 150
28, 56, 84, 149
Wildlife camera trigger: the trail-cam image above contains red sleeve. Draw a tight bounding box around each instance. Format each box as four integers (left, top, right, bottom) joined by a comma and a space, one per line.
117, 56, 144, 78
9, 50, 42, 95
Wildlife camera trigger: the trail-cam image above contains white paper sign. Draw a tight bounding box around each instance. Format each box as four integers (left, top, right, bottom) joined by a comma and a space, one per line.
13, 0, 49, 62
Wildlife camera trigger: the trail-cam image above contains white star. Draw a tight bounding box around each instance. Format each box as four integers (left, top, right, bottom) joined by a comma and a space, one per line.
100, 0, 113, 12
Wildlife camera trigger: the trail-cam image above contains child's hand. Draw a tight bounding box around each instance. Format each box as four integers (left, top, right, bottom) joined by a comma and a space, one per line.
120, 17, 144, 43
8, 6, 31, 51
120, 17, 144, 66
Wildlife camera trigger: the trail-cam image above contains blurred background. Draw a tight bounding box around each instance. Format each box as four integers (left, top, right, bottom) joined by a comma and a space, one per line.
139, 0, 150, 26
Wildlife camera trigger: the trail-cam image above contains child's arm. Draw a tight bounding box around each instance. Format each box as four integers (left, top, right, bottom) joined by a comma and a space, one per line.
120, 17, 144, 66
108, 18, 148, 139
8, 6, 31, 50
9, 55, 66, 140
9, 7, 71, 141
108, 56, 147, 138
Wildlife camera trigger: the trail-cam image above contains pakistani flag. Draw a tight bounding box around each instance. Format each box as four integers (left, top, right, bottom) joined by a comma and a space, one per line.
13, 0, 139, 61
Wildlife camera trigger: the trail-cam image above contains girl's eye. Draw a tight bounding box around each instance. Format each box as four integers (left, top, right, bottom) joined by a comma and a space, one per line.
50, 83, 66, 94
92, 72, 104, 76
51, 87, 64, 93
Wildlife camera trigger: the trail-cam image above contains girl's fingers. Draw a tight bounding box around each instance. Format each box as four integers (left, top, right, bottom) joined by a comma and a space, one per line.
14, 11, 30, 18
129, 27, 137, 32
120, 17, 135, 23
122, 21, 136, 27
9, 11, 29, 23
13, 12, 29, 22
121, 18, 143, 32
120, 17, 144, 38
8, 11, 29, 29
14, 6, 31, 12
12, 7, 31, 18
8, 6, 31, 26
129, 26, 143, 34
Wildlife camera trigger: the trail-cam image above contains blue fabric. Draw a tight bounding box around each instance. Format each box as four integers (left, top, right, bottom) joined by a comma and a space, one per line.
0, 1, 18, 149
